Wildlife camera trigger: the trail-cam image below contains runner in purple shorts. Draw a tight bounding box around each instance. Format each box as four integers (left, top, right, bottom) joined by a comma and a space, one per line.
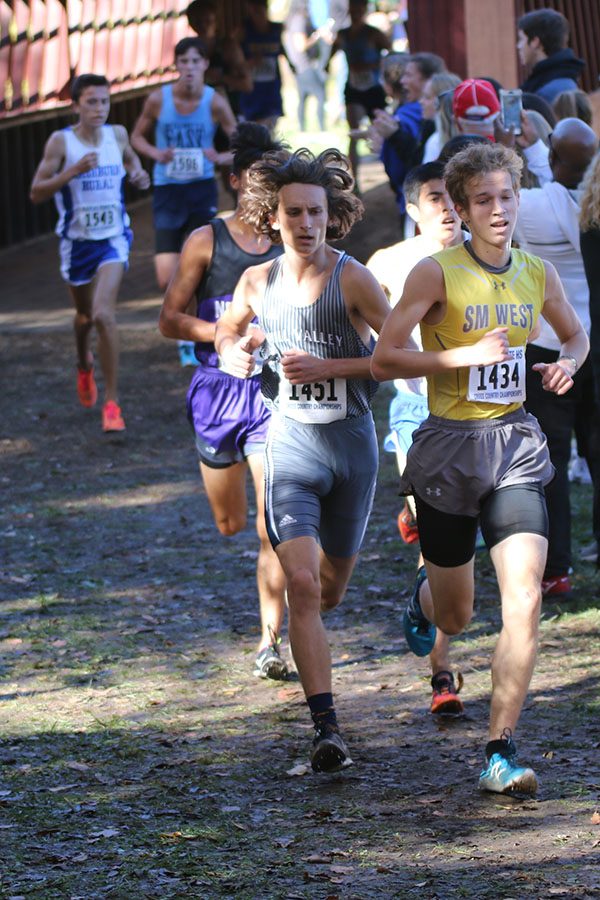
159, 123, 289, 680
30, 74, 150, 433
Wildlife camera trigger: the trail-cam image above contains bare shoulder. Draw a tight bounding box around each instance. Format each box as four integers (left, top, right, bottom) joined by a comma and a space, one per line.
181, 223, 215, 262
404, 255, 444, 289
46, 130, 66, 153
243, 256, 276, 291
144, 88, 163, 114
111, 124, 128, 146
341, 255, 380, 291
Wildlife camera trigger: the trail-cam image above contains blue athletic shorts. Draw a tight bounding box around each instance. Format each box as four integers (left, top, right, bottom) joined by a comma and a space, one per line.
59, 229, 133, 285
186, 367, 271, 468
264, 412, 378, 557
153, 180, 218, 253
383, 390, 429, 457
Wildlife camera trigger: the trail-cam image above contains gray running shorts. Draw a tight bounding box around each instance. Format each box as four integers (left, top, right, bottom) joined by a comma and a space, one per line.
399, 407, 554, 517
264, 412, 379, 557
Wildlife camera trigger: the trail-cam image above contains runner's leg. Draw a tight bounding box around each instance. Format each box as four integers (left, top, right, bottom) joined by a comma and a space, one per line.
68, 282, 94, 369
488, 532, 546, 739
247, 452, 286, 650
92, 261, 125, 403
276, 535, 333, 698
319, 550, 358, 612
199, 460, 248, 536
155, 252, 180, 293
346, 101, 366, 185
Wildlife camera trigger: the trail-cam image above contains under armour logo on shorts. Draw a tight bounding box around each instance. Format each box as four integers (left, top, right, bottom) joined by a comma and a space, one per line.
425, 487, 442, 497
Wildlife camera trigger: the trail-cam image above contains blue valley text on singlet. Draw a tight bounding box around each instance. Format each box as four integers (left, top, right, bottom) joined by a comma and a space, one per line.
194, 218, 283, 369
55, 126, 128, 241
153, 84, 216, 186
258, 252, 377, 420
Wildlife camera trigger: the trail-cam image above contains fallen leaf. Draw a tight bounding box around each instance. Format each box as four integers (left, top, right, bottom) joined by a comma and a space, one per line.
287, 764, 309, 777
65, 761, 91, 772
591, 811, 600, 825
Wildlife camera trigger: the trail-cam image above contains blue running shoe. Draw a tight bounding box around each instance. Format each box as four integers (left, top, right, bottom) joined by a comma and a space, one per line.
403, 566, 436, 657
479, 732, 538, 796
178, 341, 199, 367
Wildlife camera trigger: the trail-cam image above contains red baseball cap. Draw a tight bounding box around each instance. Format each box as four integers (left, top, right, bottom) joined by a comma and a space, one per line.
453, 79, 500, 122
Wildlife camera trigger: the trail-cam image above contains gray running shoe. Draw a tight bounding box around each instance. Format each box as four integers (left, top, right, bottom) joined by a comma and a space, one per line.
254, 629, 289, 680
310, 724, 353, 773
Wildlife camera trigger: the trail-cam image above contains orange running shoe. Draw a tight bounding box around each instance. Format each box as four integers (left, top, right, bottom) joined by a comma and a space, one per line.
398, 500, 419, 544
430, 671, 464, 716
77, 366, 98, 408
102, 400, 126, 432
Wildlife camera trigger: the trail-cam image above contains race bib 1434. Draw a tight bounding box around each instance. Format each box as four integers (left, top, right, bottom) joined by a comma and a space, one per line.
467, 346, 526, 405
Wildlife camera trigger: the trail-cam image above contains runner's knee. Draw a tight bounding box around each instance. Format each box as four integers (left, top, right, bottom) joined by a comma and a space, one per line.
93, 308, 116, 332
320, 584, 344, 612
287, 568, 321, 610
214, 513, 246, 537
435, 607, 471, 635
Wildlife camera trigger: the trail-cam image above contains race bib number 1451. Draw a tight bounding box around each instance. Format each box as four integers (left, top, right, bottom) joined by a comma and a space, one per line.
279, 377, 347, 423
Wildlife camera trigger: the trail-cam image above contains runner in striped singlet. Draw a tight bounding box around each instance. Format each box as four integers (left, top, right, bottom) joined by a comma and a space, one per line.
216, 148, 390, 773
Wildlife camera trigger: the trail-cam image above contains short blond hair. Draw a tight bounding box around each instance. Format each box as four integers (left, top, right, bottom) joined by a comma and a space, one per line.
444, 142, 522, 211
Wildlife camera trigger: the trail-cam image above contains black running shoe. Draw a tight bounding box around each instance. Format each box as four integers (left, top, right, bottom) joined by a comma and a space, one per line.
310, 724, 353, 773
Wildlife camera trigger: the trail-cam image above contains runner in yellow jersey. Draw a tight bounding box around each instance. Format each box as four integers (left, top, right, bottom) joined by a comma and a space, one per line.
372, 142, 588, 796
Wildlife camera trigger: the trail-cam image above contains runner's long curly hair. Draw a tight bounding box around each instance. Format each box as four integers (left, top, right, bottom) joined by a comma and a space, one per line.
241, 148, 363, 243
580, 152, 600, 231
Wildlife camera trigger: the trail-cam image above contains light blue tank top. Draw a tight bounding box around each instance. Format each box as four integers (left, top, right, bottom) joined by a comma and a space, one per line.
153, 83, 216, 186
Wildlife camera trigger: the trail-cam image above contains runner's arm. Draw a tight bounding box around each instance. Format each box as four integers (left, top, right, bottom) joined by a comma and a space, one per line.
222, 38, 252, 93
130, 91, 173, 163
531, 260, 590, 395
371, 258, 513, 381
30, 132, 95, 203
203, 92, 237, 166
113, 125, 151, 189
158, 227, 217, 343
215, 265, 265, 377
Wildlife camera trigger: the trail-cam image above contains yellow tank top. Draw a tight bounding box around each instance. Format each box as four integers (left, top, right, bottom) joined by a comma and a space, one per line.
422, 242, 546, 420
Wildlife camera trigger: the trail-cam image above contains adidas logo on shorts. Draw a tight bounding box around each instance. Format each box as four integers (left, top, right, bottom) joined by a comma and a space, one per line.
279, 514, 298, 527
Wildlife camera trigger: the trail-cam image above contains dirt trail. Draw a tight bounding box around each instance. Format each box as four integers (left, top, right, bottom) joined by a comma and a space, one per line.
1, 172, 599, 899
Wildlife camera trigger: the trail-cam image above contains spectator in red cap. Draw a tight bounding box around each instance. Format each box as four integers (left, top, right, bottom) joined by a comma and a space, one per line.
453, 78, 500, 139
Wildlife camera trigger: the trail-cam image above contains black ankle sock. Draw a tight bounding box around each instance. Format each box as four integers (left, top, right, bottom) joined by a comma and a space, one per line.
307, 692, 337, 729
485, 738, 512, 760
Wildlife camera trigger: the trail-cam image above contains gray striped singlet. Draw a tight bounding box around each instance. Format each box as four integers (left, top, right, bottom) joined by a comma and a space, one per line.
257, 251, 377, 420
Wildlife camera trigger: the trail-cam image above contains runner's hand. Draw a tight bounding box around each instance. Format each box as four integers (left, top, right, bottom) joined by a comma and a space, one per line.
221, 333, 262, 378
129, 168, 150, 189
72, 152, 99, 175
156, 147, 175, 163
281, 349, 327, 385
470, 327, 511, 366
531, 361, 575, 395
